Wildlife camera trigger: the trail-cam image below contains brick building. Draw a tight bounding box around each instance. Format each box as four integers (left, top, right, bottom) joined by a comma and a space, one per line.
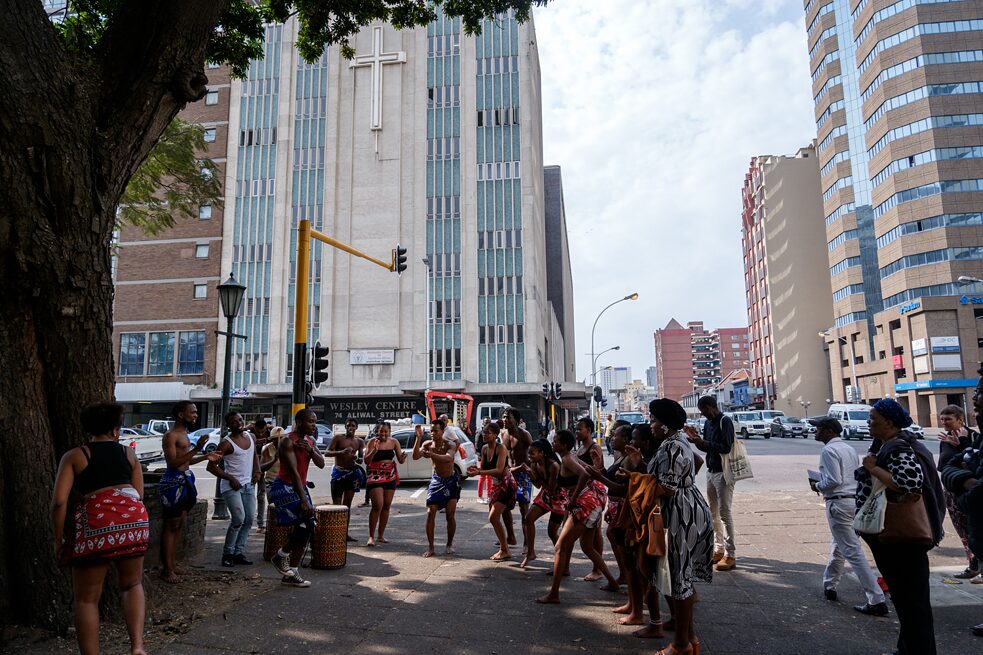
655, 319, 750, 403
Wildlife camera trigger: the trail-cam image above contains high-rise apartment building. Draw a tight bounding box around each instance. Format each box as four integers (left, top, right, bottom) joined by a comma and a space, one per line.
742, 146, 835, 413
110, 10, 577, 427
646, 365, 659, 391
599, 366, 631, 397
655, 320, 750, 403
804, 0, 983, 424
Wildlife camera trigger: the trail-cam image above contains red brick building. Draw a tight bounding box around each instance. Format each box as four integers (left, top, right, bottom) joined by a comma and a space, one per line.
655, 319, 750, 403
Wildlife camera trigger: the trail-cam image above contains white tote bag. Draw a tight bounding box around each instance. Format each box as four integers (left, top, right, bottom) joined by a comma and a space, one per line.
722, 439, 753, 484
853, 478, 887, 535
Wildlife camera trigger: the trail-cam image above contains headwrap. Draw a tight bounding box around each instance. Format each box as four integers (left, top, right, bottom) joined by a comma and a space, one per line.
648, 398, 687, 431
871, 398, 912, 429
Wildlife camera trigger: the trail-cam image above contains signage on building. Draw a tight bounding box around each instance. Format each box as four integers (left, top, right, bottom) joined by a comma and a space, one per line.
930, 336, 960, 353
911, 338, 928, 356
231, 387, 250, 398
899, 301, 920, 314
895, 378, 977, 391
913, 356, 930, 374
959, 295, 983, 305
892, 355, 904, 370
349, 349, 396, 365
319, 396, 425, 423
932, 354, 963, 371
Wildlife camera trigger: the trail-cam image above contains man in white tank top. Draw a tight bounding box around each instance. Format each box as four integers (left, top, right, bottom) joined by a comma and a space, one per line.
208, 412, 261, 567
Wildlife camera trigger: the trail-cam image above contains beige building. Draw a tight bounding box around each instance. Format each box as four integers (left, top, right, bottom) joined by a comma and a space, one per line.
741, 145, 834, 415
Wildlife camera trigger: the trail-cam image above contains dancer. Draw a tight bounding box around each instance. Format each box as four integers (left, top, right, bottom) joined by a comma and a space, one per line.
51, 402, 151, 655
521, 438, 565, 567
602, 425, 632, 585
413, 419, 461, 557
575, 417, 608, 581
467, 420, 517, 561
268, 408, 326, 587
537, 430, 620, 603
326, 417, 366, 541
207, 412, 261, 567
251, 419, 271, 533
365, 420, 407, 546
503, 408, 533, 547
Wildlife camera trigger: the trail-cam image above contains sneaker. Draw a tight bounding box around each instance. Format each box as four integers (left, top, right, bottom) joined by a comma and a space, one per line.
954, 567, 980, 579
232, 554, 253, 566
714, 557, 737, 571
712, 550, 725, 564
971, 574, 983, 584
271, 551, 291, 576
221, 554, 235, 567
854, 602, 889, 617
281, 569, 311, 588
824, 588, 837, 602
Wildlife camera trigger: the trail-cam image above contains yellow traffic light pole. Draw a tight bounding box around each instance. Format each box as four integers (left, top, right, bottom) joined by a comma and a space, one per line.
291, 219, 399, 416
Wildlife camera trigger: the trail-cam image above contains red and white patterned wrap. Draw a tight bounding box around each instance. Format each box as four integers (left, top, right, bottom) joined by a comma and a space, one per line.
534, 485, 569, 515
569, 480, 607, 524
68, 488, 149, 563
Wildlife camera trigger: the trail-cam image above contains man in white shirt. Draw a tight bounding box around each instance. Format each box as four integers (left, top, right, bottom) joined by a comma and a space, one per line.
809, 417, 888, 616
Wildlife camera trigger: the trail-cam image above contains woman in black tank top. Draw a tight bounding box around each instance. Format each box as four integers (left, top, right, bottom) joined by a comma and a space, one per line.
574, 417, 606, 581
467, 421, 514, 561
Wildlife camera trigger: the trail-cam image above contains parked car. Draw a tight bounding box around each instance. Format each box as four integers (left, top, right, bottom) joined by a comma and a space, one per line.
121, 430, 163, 465
388, 426, 479, 481
907, 424, 925, 439
313, 424, 334, 451
770, 416, 807, 438
139, 419, 174, 435
760, 410, 786, 422
617, 411, 646, 425
727, 411, 771, 439
189, 427, 221, 453
804, 416, 828, 434
827, 403, 873, 440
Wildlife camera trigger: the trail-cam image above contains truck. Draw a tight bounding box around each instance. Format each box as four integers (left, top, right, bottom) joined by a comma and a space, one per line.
120, 427, 164, 465
139, 419, 174, 436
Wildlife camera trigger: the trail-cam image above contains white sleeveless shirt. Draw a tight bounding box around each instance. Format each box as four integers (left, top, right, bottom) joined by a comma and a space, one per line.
220, 433, 255, 493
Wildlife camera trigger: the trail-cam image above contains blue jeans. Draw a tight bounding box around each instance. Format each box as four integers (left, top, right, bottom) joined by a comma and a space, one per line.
221, 483, 255, 556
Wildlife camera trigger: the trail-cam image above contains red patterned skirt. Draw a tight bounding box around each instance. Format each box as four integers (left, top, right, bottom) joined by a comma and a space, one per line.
534, 486, 569, 515
366, 460, 400, 488
488, 472, 518, 510
605, 496, 624, 525
65, 487, 149, 564
570, 480, 607, 528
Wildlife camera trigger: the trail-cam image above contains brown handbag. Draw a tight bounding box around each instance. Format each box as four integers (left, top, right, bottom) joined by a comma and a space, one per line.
645, 503, 667, 557
879, 492, 933, 546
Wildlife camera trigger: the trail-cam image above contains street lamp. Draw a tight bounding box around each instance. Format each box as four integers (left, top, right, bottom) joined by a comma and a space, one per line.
957, 275, 983, 285
592, 345, 620, 374
819, 330, 859, 404
590, 293, 638, 434
799, 399, 812, 415
213, 273, 246, 520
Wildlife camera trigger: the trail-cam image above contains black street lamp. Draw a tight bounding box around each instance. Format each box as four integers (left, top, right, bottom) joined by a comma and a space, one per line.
212, 273, 247, 520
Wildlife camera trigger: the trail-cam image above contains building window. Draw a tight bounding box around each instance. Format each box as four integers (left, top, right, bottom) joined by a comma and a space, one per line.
147, 332, 175, 376
198, 204, 212, 220
193, 283, 207, 299
204, 128, 217, 142
205, 91, 219, 105
195, 244, 209, 259
207, 61, 220, 69
118, 333, 146, 376
178, 331, 206, 375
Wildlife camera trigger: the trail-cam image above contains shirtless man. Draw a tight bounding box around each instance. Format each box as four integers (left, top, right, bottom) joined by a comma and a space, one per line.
502, 408, 532, 547
326, 418, 365, 541
414, 419, 461, 557
159, 401, 221, 582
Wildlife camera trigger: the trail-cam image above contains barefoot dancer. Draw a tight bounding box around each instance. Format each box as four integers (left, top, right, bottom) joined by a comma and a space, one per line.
326, 418, 366, 542
159, 400, 221, 583
365, 421, 407, 546
574, 417, 608, 582
602, 424, 632, 586
537, 430, 619, 604
503, 408, 533, 548
521, 438, 565, 568
413, 419, 461, 557
467, 420, 516, 561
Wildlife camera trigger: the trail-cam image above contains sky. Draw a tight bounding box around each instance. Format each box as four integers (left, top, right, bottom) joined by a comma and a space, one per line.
534, 0, 818, 385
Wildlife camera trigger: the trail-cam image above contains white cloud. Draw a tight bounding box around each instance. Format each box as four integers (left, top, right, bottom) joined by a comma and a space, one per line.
535, 0, 816, 386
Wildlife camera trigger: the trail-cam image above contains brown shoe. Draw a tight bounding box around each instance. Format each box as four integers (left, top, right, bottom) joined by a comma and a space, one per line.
712, 551, 725, 564
714, 557, 736, 571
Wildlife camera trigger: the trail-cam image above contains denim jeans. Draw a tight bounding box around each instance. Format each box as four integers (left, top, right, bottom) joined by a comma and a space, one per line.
256, 480, 270, 528
221, 483, 255, 556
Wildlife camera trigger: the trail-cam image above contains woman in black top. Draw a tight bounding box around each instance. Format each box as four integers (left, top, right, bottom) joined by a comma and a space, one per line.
467, 421, 515, 561
521, 438, 563, 567
574, 417, 607, 582
51, 402, 149, 655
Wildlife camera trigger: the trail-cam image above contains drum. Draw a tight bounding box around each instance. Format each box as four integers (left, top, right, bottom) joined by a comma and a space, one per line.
311, 504, 349, 570
262, 506, 292, 561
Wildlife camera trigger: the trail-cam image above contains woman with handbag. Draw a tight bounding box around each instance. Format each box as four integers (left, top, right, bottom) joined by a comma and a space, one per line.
649, 398, 714, 655
50, 402, 150, 655
856, 398, 945, 655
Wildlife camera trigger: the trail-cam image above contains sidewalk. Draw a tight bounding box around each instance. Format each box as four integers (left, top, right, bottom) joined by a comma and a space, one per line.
160, 489, 981, 655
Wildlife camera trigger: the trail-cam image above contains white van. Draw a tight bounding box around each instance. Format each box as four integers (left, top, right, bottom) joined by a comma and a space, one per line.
727, 411, 772, 439
827, 403, 872, 440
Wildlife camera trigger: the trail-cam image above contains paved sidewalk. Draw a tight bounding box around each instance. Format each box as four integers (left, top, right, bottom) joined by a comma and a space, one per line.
166, 490, 980, 655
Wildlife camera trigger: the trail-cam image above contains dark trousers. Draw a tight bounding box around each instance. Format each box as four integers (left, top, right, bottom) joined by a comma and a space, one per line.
866, 539, 936, 655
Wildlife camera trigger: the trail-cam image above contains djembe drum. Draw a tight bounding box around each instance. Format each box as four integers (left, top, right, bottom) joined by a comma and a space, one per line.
311, 504, 349, 569
263, 505, 292, 561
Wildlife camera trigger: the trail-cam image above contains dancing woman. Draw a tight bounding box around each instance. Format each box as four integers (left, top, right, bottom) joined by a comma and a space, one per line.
521, 438, 565, 567
365, 421, 407, 546
467, 420, 517, 561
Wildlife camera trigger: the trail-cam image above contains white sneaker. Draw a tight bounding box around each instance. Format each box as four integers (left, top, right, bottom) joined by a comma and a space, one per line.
281, 568, 311, 588
971, 574, 983, 584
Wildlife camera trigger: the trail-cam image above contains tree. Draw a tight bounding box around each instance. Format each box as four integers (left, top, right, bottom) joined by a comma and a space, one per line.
0, 0, 549, 630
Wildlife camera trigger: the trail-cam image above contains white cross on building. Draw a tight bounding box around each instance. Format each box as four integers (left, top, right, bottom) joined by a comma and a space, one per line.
349, 26, 406, 131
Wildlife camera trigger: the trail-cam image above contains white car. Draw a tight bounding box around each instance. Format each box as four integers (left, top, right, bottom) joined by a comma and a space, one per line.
727, 411, 772, 439
121, 428, 163, 464
387, 426, 478, 481
189, 427, 222, 452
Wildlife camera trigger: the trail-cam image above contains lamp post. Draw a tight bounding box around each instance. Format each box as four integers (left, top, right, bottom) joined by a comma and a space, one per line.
591, 345, 620, 376
819, 330, 859, 404
212, 273, 247, 520
799, 399, 811, 415
590, 293, 638, 434
422, 255, 433, 392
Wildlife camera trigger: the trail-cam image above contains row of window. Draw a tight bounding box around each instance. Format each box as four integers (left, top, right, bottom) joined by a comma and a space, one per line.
432, 299, 461, 323
477, 160, 521, 181
883, 279, 983, 308
807, 3, 834, 39
478, 324, 524, 344
812, 50, 840, 82
234, 178, 277, 197
828, 229, 859, 251
862, 50, 983, 103
239, 127, 277, 147
855, 0, 963, 48
872, 145, 983, 188
835, 311, 868, 329
876, 212, 983, 248
477, 55, 519, 77
817, 99, 845, 129
427, 195, 461, 218
874, 178, 983, 218
119, 331, 206, 377
428, 33, 461, 56
865, 80, 983, 131
477, 229, 522, 250
831, 256, 862, 276
826, 202, 856, 226
821, 150, 850, 177
852, 0, 870, 20
428, 252, 461, 276
819, 124, 848, 153
823, 175, 852, 202
815, 75, 841, 104
868, 113, 983, 158
428, 136, 461, 161
476, 107, 520, 127
833, 283, 865, 302
810, 26, 838, 61
859, 19, 983, 76
881, 245, 983, 278
231, 243, 274, 263
431, 348, 462, 376
428, 85, 461, 108
293, 146, 325, 170
478, 275, 523, 296
296, 96, 328, 118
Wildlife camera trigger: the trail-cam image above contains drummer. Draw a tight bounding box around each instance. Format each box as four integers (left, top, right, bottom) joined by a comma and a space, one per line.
325, 417, 365, 542
413, 419, 461, 557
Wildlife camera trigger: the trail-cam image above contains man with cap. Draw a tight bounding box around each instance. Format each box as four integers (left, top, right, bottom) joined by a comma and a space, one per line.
809, 416, 888, 615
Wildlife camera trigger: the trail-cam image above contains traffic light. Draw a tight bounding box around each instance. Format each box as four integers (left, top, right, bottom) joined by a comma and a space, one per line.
601, 397, 608, 408
554, 383, 562, 399
304, 381, 314, 407
393, 244, 408, 275
542, 383, 550, 400
310, 340, 329, 388
593, 385, 602, 402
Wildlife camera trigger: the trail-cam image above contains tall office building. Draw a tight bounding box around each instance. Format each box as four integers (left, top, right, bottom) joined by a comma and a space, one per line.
599, 366, 631, 397
742, 146, 835, 414
655, 320, 750, 403
805, 0, 983, 424
110, 9, 577, 426
646, 365, 659, 391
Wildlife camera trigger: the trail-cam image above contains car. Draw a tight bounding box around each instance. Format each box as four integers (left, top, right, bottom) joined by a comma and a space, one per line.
189, 427, 222, 453
727, 411, 771, 439
770, 416, 808, 438
907, 424, 925, 439
387, 426, 478, 481
121, 426, 153, 437
315, 424, 334, 451
617, 412, 646, 425
828, 404, 873, 440
120, 430, 163, 464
